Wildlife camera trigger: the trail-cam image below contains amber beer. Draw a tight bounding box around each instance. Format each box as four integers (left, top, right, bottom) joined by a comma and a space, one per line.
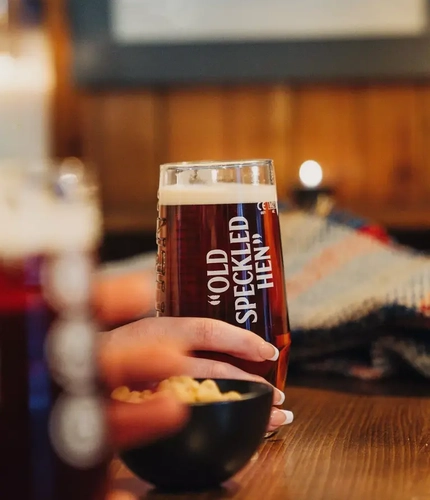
156, 160, 291, 391
0, 163, 109, 500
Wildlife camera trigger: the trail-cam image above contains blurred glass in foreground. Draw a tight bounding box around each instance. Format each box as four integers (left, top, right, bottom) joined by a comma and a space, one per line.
0, 159, 110, 500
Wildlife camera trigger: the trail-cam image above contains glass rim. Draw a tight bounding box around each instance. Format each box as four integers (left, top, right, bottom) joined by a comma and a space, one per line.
0, 156, 98, 181
0, 156, 94, 170
0, 157, 100, 205
160, 159, 273, 171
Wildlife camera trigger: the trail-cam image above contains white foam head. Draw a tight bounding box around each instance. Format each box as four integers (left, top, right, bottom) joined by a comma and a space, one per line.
0, 168, 101, 258
158, 182, 278, 206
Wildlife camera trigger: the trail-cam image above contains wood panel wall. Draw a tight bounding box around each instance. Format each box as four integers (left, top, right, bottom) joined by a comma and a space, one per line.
47, 3, 430, 233
76, 84, 430, 232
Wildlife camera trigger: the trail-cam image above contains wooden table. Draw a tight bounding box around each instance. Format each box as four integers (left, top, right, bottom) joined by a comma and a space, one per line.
111, 374, 430, 500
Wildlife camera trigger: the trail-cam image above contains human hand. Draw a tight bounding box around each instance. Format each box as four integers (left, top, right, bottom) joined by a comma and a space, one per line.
100, 316, 292, 499
99, 334, 192, 500
94, 270, 156, 325
105, 317, 293, 433
99, 336, 190, 449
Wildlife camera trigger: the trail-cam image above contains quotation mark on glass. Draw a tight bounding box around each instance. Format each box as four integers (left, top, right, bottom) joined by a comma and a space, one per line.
208, 295, 220, 306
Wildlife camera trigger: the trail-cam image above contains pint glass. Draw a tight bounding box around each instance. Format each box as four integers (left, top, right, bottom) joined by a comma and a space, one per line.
0, 160, 109, 499
156, 160, 291, 392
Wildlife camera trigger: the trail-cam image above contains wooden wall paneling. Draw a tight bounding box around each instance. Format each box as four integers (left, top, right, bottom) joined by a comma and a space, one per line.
361, 85, 423, 208
81, 91, 163, 232
80, 93, 102, 170
290, 85, 364, 204
45, 0, 82, 158
163, 87, 225, 162
45, 0, 430, 230
80, 92, 106, 221
222, 85, 293, 200
417, 84, 430, 203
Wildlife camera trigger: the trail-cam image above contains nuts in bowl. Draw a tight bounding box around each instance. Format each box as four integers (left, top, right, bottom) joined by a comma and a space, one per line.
111, 376, 243, 404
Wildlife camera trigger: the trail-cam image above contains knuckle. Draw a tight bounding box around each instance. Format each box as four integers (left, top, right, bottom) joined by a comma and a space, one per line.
194, 318, 219, 349
242, 336, 257, 354
209, 361, 230, 380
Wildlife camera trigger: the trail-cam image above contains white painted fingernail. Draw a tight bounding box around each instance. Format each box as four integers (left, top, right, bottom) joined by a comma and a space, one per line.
275, 389, 285, 405
271, 409, 294, 427
260, 342, 279, 361
281, 410, 294, 425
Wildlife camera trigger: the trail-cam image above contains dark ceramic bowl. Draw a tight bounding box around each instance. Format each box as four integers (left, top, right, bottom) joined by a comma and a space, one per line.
119, 379, 273, 492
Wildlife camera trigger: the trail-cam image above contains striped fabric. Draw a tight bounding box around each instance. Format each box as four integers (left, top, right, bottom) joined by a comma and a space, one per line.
280, 207, 430, 379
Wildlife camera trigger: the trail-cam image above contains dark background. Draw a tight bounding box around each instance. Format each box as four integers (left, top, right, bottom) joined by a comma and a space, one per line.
99, 228, 430, 264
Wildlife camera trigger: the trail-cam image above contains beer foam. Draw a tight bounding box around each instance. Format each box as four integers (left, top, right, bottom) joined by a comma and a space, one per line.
158, 183, 278, 206
0, 191, 101, 258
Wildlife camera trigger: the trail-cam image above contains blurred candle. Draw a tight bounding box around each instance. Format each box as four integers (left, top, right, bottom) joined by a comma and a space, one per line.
291, 160, 336, 214
0, 30, 53, 160
299, 160, 323, 188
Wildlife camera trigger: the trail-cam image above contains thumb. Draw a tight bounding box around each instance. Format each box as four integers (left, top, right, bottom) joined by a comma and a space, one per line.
106, 491, 137, 500
93, 270, 156, 324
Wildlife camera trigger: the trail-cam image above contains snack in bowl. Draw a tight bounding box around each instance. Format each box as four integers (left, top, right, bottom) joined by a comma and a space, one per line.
111, 376, 242, 404
116, 378, 273, 492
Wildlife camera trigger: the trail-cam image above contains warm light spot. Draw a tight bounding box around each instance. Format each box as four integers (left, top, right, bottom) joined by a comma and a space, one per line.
299, 160, 323, 188
0, 0, 7, 21
0, 53, 15, 86
0, 32, 55, 91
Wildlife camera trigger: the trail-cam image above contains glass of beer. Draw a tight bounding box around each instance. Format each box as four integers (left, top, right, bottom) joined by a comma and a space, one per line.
156, 159, 291, 393
0, 159, 109, 500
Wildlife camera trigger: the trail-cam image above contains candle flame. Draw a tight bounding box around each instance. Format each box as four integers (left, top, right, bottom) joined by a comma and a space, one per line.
299, 160, 323, 188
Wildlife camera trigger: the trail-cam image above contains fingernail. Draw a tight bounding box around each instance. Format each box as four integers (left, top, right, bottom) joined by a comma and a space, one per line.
270, 409, 294, 427
260, 342, 279, 361
274, 388, 285, 406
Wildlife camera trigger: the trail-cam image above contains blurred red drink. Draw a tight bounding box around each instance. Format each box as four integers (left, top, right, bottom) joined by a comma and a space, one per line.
0, 162, 109, 499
